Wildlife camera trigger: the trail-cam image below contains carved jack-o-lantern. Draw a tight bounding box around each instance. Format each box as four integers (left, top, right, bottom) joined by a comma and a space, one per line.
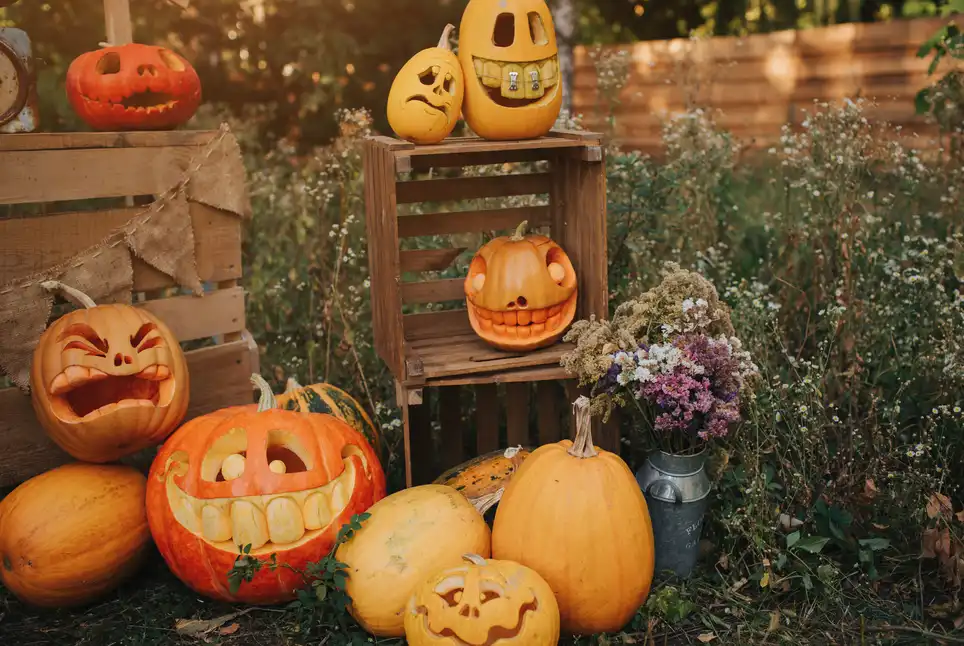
30, 281, 189, 463
404, 553, 560, 646
458, 0, 562, 140
465, 221, 577, 352
66, 43, 201, 131
145, 375, 386, 604
387, 24, 464, 145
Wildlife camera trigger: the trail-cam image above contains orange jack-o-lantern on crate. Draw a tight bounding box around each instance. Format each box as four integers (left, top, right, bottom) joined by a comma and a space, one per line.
30, 281, 189, 463
66, 43, 201, 131
464, 221, 577, 352
145, 374, 386, 604
458, 0, 562, 140
387, 24, 465, 145
404, 553, 560, 646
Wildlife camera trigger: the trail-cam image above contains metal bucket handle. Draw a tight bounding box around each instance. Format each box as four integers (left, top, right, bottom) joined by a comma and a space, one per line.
646, 479, 684, 505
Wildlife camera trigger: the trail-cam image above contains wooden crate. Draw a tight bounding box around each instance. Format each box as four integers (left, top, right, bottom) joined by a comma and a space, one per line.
363, 131, 611, 487
0, 130, 258, 486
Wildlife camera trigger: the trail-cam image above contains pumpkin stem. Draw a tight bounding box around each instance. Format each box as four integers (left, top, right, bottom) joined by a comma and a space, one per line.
250, 373, 278, 412
568, 396, 599, 458
284, 377, 304, 393
462, 554, 487, 566
510, 220, 528, 241
40, 280, 97, 309
437, 24, 456, 50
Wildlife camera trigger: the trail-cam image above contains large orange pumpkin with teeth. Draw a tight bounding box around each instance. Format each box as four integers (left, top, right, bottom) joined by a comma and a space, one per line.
145, 374, 386, 604
458, 0, 562, 140
464, 221, 577, 351
66, 43, 201, 131
30, 281, 189, 463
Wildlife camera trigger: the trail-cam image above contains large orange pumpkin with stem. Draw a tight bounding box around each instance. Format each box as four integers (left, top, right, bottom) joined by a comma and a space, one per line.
66, 43, 201, 131
465, 221, 577, 352
146, 374, 386, 604
0, 463, 151, 608
30, 280, 189, 463
492, 396, 655, 635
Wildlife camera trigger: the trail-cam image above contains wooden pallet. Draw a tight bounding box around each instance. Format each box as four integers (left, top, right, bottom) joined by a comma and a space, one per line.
363, 131, 612, 487
0, 130, 258, 486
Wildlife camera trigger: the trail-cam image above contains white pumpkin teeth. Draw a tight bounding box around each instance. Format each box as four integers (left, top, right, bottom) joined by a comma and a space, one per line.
165, 457, 359, 549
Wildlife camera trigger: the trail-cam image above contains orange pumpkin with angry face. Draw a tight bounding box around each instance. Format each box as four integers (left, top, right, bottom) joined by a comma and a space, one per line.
145, 375, 386, 604
30, 281, 189, 463
465, 221, 577, 351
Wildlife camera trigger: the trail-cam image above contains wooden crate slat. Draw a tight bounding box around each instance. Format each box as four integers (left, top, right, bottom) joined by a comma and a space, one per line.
505, 383, 530, 447
396, 173, 551, 205
475, 384, 500, 454
0, 202, 242, 290
537, 381, 562, 445
404, 309, 473, 341
416, 340, 573, 382
439, 386, 464, 470
398, 205, 550, 238
407, 148, 557, 172
142, 286, 245, 342
0, 146, 199, 205
405, 136, 594, 157
400, 247, 466, 273
401, 278, 465, 305
0, 130, 218, 152
422, 365, 571, 388
409, 389, 435, 486
0, 337, 257, 487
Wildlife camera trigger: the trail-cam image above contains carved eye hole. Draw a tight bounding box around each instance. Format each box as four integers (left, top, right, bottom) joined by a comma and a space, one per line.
439, 588, 463, 607
492, 13, 515, 47
442, 75, 455, 95
266, 430, 310, 474
130, 322, 163, 352
528, 12, 548, 45
419, 67, 438, 85
480, 589, 501, 604
219, 452, 246, 481
157, 49, 185, 72
96, 52, 121, 75
59, 323, 109, 357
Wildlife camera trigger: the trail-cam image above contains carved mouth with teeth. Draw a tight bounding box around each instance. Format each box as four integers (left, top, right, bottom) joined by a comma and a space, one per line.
468, 292, 576, 345
164, 451, 364, 553
49, 363, 174, 421
471, 55, 559, 108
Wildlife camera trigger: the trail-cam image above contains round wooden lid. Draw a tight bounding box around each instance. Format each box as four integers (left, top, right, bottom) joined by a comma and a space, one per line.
0, 38, 27, 126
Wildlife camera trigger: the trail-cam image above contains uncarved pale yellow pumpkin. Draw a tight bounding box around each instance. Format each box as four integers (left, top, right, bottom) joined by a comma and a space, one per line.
492, 397, 655, 635
0, 463, 151, 608
336, 484, 491, 637
387, 24, 464, 145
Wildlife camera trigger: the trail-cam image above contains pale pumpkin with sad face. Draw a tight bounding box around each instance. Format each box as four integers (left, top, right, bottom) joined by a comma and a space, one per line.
30, 281, 189, 463
387, 24, 464, 145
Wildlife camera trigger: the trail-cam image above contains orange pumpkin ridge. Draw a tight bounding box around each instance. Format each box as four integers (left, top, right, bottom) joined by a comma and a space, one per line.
146, 374, 386, 605
387, 24, 465, 145
491, 396, 655, 635
464, 220, 577, 351
30, 280, 189, 463
66, 43, 201, 131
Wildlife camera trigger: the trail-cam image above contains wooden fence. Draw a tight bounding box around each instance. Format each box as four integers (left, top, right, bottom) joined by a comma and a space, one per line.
572, 17, 962, 152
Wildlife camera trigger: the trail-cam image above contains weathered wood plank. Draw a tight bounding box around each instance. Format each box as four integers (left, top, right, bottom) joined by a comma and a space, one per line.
536, 381, 562, 445
142, 286, 245, 342
400, 247, 466, 273
505, 383, 530, 447
398, 205, 550, 238
475, 384, 500, 454
0, 130, 218, 152
439, 386, 464, 471
401, 278, 465, 305
396, 173, 551, 204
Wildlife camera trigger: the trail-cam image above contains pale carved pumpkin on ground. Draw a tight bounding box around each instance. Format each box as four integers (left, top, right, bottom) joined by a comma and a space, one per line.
66, 43, 201, 131
458, 0, 562, 140
492, 396, 656, 635
404, 553, 560, 646
387, 24, 465, 145
465, 221, 577, 352
30, 281, 189, 463
145, 374, 386, 604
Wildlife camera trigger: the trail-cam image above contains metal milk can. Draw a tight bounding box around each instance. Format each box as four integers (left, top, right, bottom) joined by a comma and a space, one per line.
635, 450, 711, 578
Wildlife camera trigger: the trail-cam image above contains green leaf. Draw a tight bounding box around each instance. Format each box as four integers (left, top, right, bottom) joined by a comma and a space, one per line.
243, 543, 252, 555
786, 531, 801, 549
802, 572, 813, 590
315, 585, 328, 602
859, 537, 891, 551
928, 50, 946, 75
333, 573, 347, 590
919, 26, 950, 57
916, 89, 933, 114
793, 535, 830, 554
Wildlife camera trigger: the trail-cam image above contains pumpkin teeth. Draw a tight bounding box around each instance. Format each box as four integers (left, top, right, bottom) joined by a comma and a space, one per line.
167, 456, 359, 552
50, 364, 172, 419
471, 54, 558, 104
